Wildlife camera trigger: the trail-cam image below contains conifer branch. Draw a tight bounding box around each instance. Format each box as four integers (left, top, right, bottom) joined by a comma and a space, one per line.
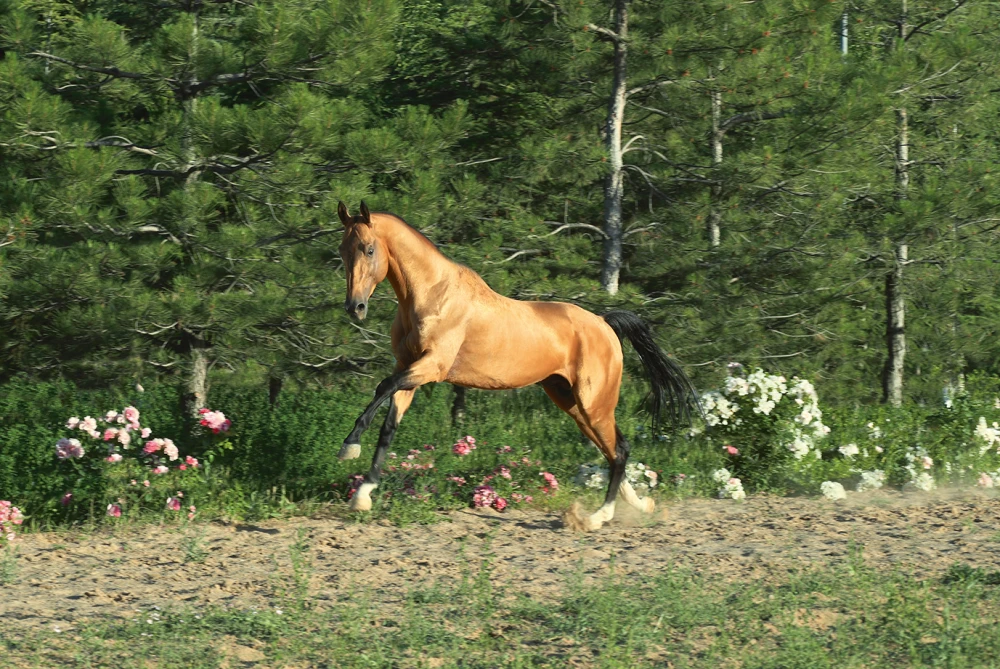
719, 109, 790, 132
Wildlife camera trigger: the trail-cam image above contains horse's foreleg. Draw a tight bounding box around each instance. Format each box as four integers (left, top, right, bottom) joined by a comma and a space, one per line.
339, 355, 448, 460
349, 388, 415, 511
338, 371, 407, 460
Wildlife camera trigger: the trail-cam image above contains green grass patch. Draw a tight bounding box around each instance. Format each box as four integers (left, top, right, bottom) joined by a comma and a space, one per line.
4, 550, 1000, 668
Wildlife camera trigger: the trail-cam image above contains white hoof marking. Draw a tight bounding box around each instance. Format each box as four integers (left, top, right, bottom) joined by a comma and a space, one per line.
349, 482, 376, 511
339, 443, 361, 460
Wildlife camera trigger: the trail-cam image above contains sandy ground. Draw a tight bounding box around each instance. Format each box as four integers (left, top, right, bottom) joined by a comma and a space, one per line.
3, 489, 1000, 632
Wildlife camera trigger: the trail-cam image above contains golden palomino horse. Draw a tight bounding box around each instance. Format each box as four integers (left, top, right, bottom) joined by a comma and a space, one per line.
336, 202, 698, 531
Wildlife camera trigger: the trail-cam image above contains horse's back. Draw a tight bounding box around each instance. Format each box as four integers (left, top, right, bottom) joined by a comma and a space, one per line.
446, 292, 622, 391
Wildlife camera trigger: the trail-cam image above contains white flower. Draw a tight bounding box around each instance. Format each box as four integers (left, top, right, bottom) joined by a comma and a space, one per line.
975, 417, 1000, 455
904, 472, 936, 492
838, 443, 860, 458
575, 464, 608, 489
820, 481, 847, 501
719, 477, 746, 500
712, 468, 732, 483
784, 433, 812, 460
856, 470, 885, 492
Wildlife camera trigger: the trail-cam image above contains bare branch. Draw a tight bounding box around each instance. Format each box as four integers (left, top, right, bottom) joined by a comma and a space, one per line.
26, 52, 146, 80
533, 222, 608, 239
585, 24, 622, 42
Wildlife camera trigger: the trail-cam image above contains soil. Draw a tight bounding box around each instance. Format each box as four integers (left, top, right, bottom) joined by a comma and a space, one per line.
3, 489, 1000, 632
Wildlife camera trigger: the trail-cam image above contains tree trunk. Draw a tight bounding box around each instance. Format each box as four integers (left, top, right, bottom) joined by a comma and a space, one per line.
708, 83, 723, 249
883, 244, 907, 406
883, 105, 909, 406
840, 12, 849, 56
600, 0, 629, 295
186, 347, 209, 417
269, 374, 283, 407
451, 385, 466, 426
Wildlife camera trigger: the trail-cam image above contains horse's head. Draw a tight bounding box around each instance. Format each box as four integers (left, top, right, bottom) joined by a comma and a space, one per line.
338, 200, 389, 321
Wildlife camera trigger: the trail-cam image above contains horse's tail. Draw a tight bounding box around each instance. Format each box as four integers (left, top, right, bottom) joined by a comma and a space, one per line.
603, 310, 701, 432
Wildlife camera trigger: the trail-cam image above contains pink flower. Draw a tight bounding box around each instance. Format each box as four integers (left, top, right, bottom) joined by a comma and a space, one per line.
152, 465, 169, 475
179, 464, 186, 471
79, 416, 98, 433
163, 439, 179, 461
922, 456, 933, 470
978, 473, 994, 488
60, 492, 73, 506
117, 429, 131, 447
87, 429, 101, 440
541, 472, 559, 491
725, 444, 739, 456
497, 445, 512, 453
498, 466, 512, 480
423, 444, 436, 451
105, 410, 118, 422
185, 456, 199, 468
188, 512, 196, 520
106, 504, 122, 518
447, 476, 466, 486
66, 417, 80, 429
105, 453, 123, 463
56, 438, 85, 459
130, 480, 137, 486
189, 505, 196, 513
144, 439, 163, 454
141, 428, 151, 438
143, 480, 150, 487
123, 406, 140, 425
199, 409, 231, 433
166, 497, 181, 511
472, 485, 497, 508
493, 497, 508, 512
465, 436, 476, 444
103, 428, 117, 442
452, 441, 473, 456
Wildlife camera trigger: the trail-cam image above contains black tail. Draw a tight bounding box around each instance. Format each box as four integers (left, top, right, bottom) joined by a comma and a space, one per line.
604, 310, 701, 432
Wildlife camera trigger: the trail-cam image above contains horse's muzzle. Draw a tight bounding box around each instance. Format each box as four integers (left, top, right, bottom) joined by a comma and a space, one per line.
345, 299, 367, 320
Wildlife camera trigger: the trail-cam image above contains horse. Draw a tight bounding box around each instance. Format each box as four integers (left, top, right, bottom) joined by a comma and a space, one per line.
336, 201, 699, 531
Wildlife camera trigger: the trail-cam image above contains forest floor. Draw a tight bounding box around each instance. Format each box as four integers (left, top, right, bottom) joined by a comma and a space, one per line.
3, 489, 1000, 667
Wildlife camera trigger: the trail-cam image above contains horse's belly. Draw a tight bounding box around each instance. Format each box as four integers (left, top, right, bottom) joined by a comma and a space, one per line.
445, 333, 568, 390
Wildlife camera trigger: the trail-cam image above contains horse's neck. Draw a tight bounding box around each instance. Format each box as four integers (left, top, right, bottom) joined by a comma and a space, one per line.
380, 217, 457, 313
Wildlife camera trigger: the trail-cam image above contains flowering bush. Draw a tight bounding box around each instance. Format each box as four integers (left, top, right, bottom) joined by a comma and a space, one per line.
573, 461, 659, 492
713, 469, 746, 500
54, 399, 222, 522
820, 481, 846, 501
696, 367, 830, 492
340, 437, 556, 514
0, 501, 24, 545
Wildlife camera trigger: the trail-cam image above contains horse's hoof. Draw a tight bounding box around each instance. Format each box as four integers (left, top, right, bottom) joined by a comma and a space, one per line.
643, 497, 655, 514
349, 495, 372, 512
339, 443, 361, 460
349, 482, 376, 512
562, 501, 599, 532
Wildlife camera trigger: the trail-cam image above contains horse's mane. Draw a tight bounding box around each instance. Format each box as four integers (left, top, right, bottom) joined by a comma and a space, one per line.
373, 211, 446, 256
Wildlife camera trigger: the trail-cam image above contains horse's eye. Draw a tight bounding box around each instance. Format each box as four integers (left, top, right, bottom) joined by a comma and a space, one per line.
367, 246, 375, 257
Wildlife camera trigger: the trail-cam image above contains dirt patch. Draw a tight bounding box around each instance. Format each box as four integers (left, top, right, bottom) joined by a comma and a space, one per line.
3, 490, 1000, 632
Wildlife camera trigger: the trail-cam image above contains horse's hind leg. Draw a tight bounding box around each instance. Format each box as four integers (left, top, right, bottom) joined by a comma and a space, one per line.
349, 388, 415, 511
542, 376, 651, 531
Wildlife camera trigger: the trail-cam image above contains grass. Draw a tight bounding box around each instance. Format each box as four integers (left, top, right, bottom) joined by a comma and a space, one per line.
3, 542, 1000, 668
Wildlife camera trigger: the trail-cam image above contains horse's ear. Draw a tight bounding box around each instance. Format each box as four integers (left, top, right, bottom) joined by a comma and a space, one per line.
338, 201, 351, 227
359, 201, 372, 226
